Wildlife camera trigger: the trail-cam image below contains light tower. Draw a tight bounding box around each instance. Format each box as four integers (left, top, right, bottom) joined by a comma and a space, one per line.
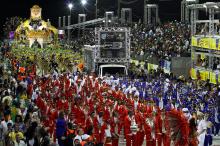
181, 0, 199, 22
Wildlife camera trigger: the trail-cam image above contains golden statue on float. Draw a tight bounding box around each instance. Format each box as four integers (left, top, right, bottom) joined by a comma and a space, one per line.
15, 5, 58, 48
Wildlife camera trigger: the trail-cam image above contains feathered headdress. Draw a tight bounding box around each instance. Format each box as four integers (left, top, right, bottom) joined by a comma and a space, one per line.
167, 109, 189, 146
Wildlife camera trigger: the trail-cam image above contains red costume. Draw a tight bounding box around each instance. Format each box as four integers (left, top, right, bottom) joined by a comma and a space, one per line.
124, 115, 132, 146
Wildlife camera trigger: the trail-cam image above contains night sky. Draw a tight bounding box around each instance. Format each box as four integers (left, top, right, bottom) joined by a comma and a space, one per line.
0, 0, 219, 37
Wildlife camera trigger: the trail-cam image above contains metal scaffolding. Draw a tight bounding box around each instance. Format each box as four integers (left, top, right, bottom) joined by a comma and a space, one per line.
63, 16, 66, 27
95, 27, 131, 69
58, 17, 61, 28
144, 4, 159, 26
78, 14, 86, 37
189, 2, 220, 71
121, 8, 132, 24
181, 0, 199, 22
78, 14, 86, 24
67, 15, 71, 44
188, 2, 220, 35
105, 11, 114, 27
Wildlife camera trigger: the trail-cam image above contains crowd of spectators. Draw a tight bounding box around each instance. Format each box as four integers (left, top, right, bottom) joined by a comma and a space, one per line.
66, 21, 191, 61
130, 21, 191, 60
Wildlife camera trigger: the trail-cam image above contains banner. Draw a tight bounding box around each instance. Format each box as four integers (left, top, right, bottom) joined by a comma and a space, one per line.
198, 38, 210, 49
190, 68, 197, 79
148, 63, 158, 72
191, 36, 197, 46
199, 70, 208, 81
130, 59, 139, 66
191, 36, 218, 50
200, 71, 209, 81
130, 59, 145, 67
209, 72, 217, 84
163, 60, 171, 74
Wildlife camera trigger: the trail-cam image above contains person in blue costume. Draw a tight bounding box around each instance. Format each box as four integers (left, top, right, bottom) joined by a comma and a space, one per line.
56, 111, 66, 146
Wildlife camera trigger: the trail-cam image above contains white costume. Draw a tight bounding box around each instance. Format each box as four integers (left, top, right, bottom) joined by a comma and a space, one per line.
197, 119, 207, 146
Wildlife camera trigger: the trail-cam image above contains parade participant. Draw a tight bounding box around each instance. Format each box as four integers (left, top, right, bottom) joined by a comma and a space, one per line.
118, 100, 127, 135
96, 111, 107, 145
124, 111, 134, 146
182, 108, 192, 122
197, 111, 207, 146
134, 107, 145, 146
214, 107, 220, 136
56, 111, 66, 146
167, 109, 189, 146
74, 128, 89, 143
160, 109, 170, 146
104, 120, 112, 146
64, 122, 75, 146
110, 111, 119, 146
144, 112, 155, 146
204, 113, 213, 146
189, 117, 198, 146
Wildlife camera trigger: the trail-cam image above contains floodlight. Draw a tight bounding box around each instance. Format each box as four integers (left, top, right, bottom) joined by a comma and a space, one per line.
68, 3, 73, 10
81, 0, 87, 6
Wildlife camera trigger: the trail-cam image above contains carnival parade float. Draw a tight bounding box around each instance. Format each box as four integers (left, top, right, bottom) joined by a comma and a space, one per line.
9, 5, 83, 74
15, 5, 58, 48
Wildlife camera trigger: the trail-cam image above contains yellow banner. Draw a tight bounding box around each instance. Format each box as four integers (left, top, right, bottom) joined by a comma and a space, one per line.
130, 59, 139, 66
200, 71, 206, 81
190, 68, 197, 79
198, 38, 210, 49
148, 63, 158, 72
209, 72, 217, 84
205, 71, 210, 80
148, 63, 152, 71
191, 36, 218, 50
209, 38, 217, 50
191, 36, 197, 46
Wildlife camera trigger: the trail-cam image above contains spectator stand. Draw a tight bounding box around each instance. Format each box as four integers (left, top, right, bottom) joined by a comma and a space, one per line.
189, 2, 220, 84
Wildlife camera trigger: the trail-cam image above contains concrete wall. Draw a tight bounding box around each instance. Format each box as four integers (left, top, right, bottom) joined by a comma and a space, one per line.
146, 56, 191, 78
171, 57, 191, 79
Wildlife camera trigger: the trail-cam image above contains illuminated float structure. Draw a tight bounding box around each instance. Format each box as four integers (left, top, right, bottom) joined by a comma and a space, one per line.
15, 5, 58, 48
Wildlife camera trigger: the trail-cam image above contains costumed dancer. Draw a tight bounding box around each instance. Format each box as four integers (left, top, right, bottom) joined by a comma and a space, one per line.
124, 111, 134, 146
134, 107, 145, 146
104, 120, 113, 146
160, 109, 171, 146
204, 112, 213, 146
197, 111, 207, 146
144, 112, 156, 146
188, 117, 199, 146
110, 111, 119, 146
167, 109, 189, 146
